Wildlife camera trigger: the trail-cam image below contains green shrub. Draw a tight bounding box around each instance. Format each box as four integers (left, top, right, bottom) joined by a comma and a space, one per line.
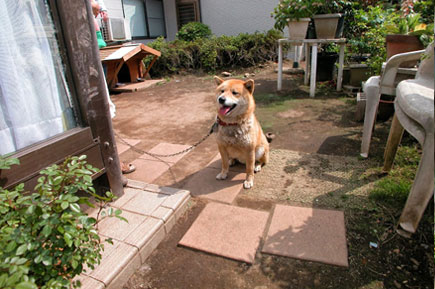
145, 30, 282, 76
176, 22, 212, 41
0, 155, 126, 289
345, 5, 398, 74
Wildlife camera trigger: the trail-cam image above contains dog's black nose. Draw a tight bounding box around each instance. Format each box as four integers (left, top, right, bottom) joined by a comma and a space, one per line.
218, 96, 226, 104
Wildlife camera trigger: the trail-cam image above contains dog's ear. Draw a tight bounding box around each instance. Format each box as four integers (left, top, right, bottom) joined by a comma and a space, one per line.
244, 79, 254, 94
214, 76, 224, 86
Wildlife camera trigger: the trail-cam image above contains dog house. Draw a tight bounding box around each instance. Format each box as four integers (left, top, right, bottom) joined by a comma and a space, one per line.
0, 0, 123, 194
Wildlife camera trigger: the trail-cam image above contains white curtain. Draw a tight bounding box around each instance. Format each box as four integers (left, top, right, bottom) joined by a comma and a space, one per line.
0, 0, 64, 155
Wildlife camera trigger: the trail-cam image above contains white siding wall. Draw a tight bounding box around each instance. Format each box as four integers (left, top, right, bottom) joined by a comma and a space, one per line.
103, 0, 124, 19
200, 0, 284, 36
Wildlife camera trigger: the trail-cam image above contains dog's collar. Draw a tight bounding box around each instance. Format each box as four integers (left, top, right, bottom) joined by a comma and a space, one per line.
216, 116, 238, 126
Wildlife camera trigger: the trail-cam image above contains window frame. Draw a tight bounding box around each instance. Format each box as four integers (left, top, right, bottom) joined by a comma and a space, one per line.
122, 0, 167, 40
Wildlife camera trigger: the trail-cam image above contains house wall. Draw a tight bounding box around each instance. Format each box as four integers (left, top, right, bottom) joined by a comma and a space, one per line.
102, 0, 124, 18
200, 0, 284, 36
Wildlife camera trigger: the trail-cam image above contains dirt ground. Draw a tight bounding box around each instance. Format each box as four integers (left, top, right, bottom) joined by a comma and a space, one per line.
112, 62, 434, 289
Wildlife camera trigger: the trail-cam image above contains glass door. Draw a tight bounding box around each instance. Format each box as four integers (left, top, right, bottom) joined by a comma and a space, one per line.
0, 0, 79, 156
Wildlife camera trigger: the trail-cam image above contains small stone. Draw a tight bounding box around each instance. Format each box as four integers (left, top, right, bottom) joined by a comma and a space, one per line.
393, 280, 401, 288
221, 71, 232, 77
410, 258, 420, 266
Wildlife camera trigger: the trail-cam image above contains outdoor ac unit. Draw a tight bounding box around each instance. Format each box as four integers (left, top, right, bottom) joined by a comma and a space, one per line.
99, 18, 131, 42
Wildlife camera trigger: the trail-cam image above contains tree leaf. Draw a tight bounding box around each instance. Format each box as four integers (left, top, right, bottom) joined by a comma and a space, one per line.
41, 225, 52, 237
16, 281, 38, 289
34, 255, 43, 264
16, 244, 27, 256
5, 241, 17, 253
69, 203, 81, 213
61, 201, 69, 210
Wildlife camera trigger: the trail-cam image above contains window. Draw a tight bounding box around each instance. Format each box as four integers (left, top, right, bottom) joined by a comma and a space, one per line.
177, 1, 200, 29
123, 0, 166, 39
0, 0, 78, 156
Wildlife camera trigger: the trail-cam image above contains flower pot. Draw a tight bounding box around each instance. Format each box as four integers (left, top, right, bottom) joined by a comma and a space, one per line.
313, 13, 341, 39
316, 52, 338, 81
288, 18, 310, 40
386, 34, 424, 68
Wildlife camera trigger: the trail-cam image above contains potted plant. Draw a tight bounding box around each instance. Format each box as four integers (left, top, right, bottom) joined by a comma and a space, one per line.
311, 0, 351, 39
385, 12, 434, 67
271, 0, 315, 40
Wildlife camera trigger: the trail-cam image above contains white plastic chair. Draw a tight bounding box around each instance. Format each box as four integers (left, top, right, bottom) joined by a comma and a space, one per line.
360, 49, 425, 158
382, 42, 434, 236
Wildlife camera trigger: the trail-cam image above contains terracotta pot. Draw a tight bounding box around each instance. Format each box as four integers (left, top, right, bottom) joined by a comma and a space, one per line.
386, 34, 424, 68
288, 18, 310, 40
313, 13, 341, 39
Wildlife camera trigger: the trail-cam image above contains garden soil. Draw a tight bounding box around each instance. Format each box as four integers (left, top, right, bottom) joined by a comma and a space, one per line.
112, 62, 434, 289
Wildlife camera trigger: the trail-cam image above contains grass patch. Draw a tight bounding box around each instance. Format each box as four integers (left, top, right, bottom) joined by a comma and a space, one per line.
369, 145, 420, 208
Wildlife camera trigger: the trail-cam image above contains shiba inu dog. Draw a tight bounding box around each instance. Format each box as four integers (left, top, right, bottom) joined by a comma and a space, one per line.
213, 76, 270, 189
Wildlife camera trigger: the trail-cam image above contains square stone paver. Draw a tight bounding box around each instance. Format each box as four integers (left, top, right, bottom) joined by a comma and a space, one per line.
183, 167, 245, 204
97, 210, 147, 241
179, 202, 269, 264
121, 188, 168, 216
139, 142, 191, 163
116, 138, 140, 155
262, 204, 348, 267
127, 158, 172, 183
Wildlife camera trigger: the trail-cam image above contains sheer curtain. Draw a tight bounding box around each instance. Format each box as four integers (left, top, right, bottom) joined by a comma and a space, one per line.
0, 1, 73, 156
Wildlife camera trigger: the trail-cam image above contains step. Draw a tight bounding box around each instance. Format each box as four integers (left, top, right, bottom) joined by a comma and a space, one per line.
75, 180, 191, 289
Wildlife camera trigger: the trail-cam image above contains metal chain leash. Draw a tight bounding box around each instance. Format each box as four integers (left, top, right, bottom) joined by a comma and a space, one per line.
113, 120, 218, 159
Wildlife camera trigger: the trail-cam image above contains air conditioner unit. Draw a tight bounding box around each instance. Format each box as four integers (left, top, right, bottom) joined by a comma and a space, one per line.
99, 17, 131, 42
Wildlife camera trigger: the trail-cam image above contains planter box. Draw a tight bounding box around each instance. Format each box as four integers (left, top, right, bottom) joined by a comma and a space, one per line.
288, 18, 310, 40
313, 13, 341, 39
316, 52, 338, 81
343, 64, 370, 87
386, 34, 424, 68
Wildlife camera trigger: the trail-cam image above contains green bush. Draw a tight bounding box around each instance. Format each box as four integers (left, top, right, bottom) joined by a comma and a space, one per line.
176, 22, 212, 41
0, 156, 126, 289
345, 5, 398, 74
145, 30, 282, 76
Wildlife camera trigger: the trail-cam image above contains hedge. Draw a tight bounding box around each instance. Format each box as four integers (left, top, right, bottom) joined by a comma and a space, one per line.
144, 30, 282, 76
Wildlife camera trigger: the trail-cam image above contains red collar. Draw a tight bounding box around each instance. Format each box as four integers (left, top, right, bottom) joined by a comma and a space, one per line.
216, 117, 238, 126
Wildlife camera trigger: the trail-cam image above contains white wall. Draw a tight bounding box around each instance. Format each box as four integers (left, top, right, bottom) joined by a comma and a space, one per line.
200, 0, 282, 36
163, 0, 177, 41
103, 0, 124, 19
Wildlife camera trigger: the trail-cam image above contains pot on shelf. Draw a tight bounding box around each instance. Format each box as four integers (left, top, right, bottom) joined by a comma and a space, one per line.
313, 13, 342, 39
288, 18, 311, 40
386, 34, 424, 68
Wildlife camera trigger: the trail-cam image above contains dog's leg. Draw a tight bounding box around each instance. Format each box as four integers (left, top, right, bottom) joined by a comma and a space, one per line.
216, 145, 229, 180
244, 149, 255, 189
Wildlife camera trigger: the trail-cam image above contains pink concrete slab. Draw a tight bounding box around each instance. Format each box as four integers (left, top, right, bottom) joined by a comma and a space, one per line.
139, 142, 191, 163
206, 154, 246, 173
182, 167, 245, 204
262, 204, 348, 267
127, 158, 172, 183
121, 189, 168, 216
116, 138, 140, 155
179, 202, 269, 264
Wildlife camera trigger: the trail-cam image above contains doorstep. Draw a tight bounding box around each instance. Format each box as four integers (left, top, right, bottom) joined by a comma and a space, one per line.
74, 179, 191, 289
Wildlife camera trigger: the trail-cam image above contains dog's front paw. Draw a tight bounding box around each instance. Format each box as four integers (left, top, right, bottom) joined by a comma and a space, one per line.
254, 164, 262, 173
216, 172, 228, 180
243, 180, 254, 189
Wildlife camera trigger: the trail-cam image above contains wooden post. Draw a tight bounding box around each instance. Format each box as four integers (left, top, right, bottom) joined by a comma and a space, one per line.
383, 113, 404, 172
54, 0, 123, 195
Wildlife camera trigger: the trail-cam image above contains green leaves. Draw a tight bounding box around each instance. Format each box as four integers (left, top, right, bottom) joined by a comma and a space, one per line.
0, 155, 130, 288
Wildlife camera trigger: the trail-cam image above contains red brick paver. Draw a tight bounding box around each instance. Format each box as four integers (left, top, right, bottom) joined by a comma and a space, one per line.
179, 202, 269, 264
262, 204, 348, 267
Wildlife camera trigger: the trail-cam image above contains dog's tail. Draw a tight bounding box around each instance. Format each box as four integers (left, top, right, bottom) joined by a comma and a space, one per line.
266, 132, 275, 143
